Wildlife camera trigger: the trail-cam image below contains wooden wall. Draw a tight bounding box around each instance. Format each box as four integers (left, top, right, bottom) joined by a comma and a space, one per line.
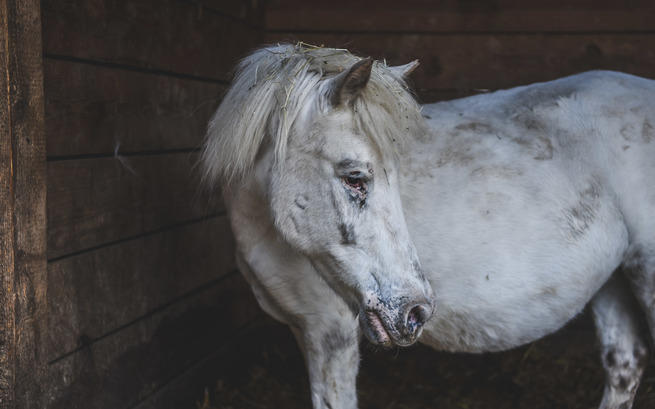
265, 0, 655, 102
41, 1, 264, 408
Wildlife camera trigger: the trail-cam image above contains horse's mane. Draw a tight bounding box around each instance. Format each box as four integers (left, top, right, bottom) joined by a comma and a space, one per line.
201, 43, 425, 187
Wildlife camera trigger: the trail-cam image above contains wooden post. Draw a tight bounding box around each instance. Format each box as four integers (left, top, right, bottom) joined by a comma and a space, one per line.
0, 0, 47, 408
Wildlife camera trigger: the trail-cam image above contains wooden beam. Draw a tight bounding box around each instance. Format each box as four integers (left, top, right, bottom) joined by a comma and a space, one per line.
0, 0, 47, 408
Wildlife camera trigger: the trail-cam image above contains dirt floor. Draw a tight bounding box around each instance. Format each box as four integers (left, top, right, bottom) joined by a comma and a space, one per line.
198, 316, 655, 409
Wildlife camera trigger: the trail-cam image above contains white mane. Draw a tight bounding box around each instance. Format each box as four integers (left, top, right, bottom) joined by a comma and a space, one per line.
200, 43, 425, 187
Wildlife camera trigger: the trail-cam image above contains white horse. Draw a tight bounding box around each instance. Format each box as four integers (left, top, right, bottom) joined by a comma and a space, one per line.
201, 43, 655, 409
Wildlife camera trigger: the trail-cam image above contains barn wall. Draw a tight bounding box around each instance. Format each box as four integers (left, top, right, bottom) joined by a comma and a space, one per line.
265, 0, 655, 102
41, 1, 264, 408
33, 1, 655, 408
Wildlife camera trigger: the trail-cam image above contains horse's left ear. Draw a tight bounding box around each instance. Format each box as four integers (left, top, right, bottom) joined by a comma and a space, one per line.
388, 60, 420, 79
328, 57, 373, 107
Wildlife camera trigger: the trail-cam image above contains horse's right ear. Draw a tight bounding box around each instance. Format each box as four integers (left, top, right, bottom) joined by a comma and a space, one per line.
327, 57, 373, 107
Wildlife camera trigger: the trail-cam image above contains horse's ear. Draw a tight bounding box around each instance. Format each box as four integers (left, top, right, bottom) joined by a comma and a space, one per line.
388, 60, 419, 79
328, 57, 373, 107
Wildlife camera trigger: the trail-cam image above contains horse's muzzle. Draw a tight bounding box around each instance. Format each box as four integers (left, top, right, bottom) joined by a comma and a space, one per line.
360, 300, 433, 347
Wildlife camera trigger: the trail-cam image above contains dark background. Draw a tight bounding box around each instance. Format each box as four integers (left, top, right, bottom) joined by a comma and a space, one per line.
17, 0, 655, 408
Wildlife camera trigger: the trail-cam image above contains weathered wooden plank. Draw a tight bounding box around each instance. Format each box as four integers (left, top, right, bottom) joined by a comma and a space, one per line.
45, 273, 261, 409
266, 8, 655, 33
47, 216, 236, 360
265, 33, 655, 93
44, 59, 224, 157
41, 0, 259, 81
0, 2, 16, 406
268, 0, 655, 9
0, 0, 47, 408
47, 153, 223, 260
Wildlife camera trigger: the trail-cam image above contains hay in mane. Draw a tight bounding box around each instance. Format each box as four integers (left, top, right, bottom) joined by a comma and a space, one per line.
200, 43, 425, 187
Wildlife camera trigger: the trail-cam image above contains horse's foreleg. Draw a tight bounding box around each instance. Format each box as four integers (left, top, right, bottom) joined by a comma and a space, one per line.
237, 252, 361, 409
291, 317, 360, 409
591, 275, 649, 409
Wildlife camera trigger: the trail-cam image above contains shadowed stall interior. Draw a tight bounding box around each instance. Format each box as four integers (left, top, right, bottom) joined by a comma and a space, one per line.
41, 1, 264, 408
0, 0, 654, 408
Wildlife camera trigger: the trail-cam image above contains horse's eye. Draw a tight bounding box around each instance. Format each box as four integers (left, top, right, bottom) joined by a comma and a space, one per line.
342, 173, 368, 200
345, 177, 363, 189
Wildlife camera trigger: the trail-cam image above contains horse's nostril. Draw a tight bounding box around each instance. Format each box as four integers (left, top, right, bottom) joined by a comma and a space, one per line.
406, 304, 431, 335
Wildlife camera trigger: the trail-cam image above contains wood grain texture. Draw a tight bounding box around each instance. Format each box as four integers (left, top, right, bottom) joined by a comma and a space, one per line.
45, 273, 260, 409
47, 216, 236, 361
0, 2, 16, 406
44, 59, 225, 157
266, 32, 655, 97
266, 7, 655, 33
41, 0, 258, 81
0, 0, 47, 408
47, 153, 222, 260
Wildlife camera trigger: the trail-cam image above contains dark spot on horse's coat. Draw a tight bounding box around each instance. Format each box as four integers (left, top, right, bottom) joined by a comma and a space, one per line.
634, 344, 648, 368
509, 81, 576, 112
322, 326, 356, 360
339, 223, 356, 245
623, 145, 630, 151
455, 122, 494, 134
533, 136, 554, 160
642, 119, 654, 142
540, 286, 557, 297
322, 397, 334, 409
564, 178, 600, 238
618, 376, 629, 390
619, 119, 653, 143
436, 145, 475, 167
295, 195, 308, 209
606, 349, 617, 367
511, 135, 554, 160
470, 166, 523, 179
621, 124, 637, 141
522, 117, 544, 131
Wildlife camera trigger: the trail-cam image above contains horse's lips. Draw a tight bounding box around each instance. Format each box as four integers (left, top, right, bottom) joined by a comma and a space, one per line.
364, 310, 391, 346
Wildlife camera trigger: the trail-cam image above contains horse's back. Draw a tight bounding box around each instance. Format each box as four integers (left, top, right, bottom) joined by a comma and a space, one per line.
419, 70, 655, 243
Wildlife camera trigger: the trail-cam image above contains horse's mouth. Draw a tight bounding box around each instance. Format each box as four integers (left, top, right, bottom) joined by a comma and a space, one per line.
361, 310, 393, 347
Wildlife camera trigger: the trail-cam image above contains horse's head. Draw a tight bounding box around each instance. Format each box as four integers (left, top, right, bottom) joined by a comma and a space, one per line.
202, 45, 434, 347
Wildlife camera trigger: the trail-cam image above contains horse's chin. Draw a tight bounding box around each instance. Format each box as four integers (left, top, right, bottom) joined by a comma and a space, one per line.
360, 310, 393, 347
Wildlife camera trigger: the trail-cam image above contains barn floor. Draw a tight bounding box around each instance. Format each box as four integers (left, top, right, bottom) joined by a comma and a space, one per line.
198, 317, 655, 409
